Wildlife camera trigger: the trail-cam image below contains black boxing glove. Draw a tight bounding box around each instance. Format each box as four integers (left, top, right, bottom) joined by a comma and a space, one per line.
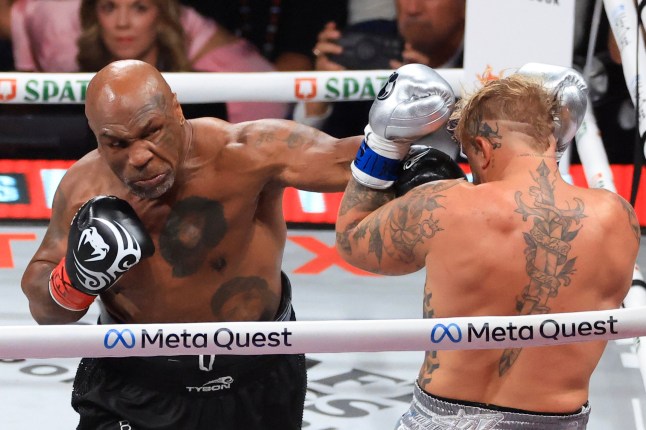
49, 196, 154, 311
394, 146, 466, 197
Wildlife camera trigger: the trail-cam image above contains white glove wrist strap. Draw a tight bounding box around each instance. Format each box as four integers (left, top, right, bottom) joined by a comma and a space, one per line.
363, 125, 410, 160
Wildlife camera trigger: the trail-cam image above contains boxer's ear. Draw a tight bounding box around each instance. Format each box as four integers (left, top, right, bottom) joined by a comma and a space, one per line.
172, 93, 185, 125
474, 136, 493, 169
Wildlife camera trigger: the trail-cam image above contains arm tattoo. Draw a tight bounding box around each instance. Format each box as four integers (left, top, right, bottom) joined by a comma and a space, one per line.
338, 181, 393, 264
349, 211, 388, 265
341, 181, 459, 268
499, 161, 585, 376
385, 192, 444, 264
285, 124, 317, 149
338, 180, 394, 216
160, 196, 228, 277
384, 182, 459, 264
253, 131, 273, 148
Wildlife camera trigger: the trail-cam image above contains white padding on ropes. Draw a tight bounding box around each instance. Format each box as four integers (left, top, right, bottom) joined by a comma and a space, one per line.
0, 69, 464, 104
0, 307, 643, 359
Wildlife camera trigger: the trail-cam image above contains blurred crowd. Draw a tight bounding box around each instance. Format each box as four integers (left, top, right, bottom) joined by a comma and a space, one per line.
0, 0, 638, 165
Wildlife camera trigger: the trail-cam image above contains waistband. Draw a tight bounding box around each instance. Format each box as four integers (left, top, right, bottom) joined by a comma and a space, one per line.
406, 382, 590, 429
98, 272, 298, 395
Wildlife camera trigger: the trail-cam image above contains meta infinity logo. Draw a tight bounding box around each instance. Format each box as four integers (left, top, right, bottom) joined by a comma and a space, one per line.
430, 323, 462, 343
104, 328, 136, 349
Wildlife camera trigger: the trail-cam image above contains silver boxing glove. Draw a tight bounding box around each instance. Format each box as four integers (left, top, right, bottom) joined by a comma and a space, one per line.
516, 63, 588, 160
352, 64, 456, 189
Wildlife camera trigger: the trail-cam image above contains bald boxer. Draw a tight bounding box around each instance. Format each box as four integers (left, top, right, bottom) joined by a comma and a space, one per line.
20, 60, 460, 429
335, 65, 640, 429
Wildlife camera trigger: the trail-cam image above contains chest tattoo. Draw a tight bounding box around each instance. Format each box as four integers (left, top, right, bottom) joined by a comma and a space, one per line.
159, 197, 228, 277
211, 276, 278, 320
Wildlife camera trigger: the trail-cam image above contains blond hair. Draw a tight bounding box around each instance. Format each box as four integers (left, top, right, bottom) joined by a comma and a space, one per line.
449, 75, 557, 153
77, 0, 191, 72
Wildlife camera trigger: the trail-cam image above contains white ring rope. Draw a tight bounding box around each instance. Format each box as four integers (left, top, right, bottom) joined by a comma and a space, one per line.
0, 307, 643, 360
2, 64, 645, 368
0, 69, 465, 104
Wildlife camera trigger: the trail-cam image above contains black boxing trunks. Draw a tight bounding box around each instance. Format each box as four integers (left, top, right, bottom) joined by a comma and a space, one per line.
72, 272, 307, 430
396, 382, 591, 430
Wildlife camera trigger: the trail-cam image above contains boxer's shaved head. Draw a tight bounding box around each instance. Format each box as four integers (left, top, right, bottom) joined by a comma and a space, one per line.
84, 60, 188, 199
86, 60, 175, 130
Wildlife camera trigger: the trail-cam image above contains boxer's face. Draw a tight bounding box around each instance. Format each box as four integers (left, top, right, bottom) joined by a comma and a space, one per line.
90, 90, 183, 199
96, 0, 161, 65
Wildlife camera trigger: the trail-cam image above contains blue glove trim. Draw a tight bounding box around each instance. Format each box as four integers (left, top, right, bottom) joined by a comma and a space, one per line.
353, 140, 401, 182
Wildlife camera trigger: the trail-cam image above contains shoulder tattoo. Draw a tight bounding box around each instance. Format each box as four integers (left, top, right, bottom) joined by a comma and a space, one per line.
614, 194, 641, 243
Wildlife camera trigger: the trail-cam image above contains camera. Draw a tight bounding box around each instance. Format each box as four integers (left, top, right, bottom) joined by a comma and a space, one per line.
329, 30, 403, 70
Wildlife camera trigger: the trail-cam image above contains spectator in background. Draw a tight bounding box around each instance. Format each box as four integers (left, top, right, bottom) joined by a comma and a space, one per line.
179, 0, 348, 71
293, 0, 465, 158
0, 0, 12, 70
77, 0, 191, 72
9, 0, 288, 123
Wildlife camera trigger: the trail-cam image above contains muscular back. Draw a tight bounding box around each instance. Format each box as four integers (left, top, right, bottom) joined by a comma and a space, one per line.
417, 162, 637, 412
339, 160, 639, 412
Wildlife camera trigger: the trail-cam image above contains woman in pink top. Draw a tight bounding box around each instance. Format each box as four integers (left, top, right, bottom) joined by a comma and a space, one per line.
10, 0, 288, 122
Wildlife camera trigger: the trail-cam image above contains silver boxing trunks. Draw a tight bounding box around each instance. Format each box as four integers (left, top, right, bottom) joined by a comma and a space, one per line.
396, 382, 591, 430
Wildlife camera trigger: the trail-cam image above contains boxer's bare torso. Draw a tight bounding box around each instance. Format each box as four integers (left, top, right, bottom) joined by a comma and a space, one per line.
339, 158, 639, 413
23, 114, 360, 324
415, 167, 636, 412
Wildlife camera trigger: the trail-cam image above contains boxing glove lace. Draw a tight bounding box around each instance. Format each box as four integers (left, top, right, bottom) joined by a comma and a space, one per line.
49, 196, 155, 311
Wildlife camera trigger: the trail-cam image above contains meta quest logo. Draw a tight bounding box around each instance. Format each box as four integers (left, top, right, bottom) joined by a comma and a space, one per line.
103, 327, 295, 351
429, 316, 619, 345
102, 315, 620, 353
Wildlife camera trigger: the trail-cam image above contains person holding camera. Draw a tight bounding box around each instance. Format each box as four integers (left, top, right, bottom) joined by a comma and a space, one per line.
293, 0, 465, 157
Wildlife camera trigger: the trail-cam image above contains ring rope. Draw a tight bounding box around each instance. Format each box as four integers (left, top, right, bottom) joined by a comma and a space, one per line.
1, 307, 642, 360
0, 69, 465, 104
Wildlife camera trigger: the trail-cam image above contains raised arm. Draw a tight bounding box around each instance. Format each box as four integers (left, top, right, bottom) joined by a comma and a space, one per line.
231, 118, 362, 193
334, 64, 462, 274
21, 169, 154, 325
336, 151, 465, 275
